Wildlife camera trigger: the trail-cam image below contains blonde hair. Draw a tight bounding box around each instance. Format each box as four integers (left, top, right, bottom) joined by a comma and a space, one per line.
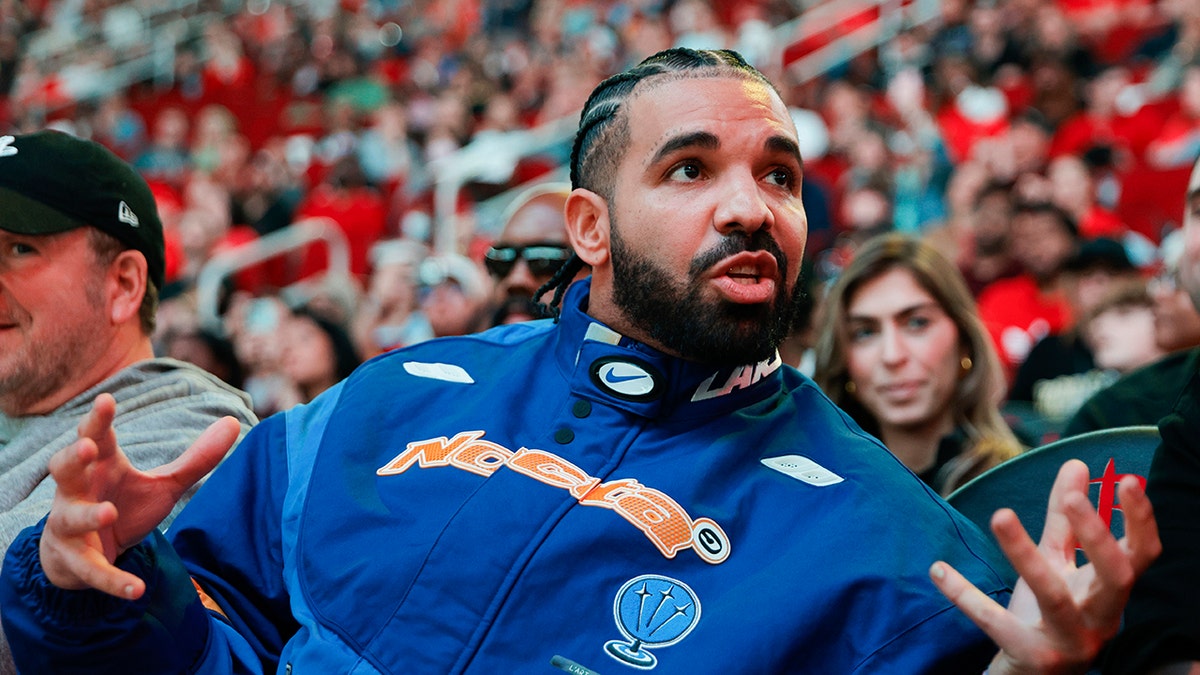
813, 233, 1022, 492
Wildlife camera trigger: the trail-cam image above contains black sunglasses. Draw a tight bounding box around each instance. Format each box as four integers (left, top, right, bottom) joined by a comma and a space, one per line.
484, 243, 572, 278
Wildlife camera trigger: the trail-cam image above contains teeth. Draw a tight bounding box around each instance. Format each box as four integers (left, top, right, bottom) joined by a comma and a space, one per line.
727, 264, 759, 283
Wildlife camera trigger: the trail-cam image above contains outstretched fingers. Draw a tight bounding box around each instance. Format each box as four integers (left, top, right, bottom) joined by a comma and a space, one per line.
930, 560, 1023, 646
76, 394, 119, 460
149, 416, 241, 497
1113, 475, 1161, 575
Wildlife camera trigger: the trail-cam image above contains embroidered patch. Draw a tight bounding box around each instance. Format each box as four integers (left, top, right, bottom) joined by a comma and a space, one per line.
590, 357, 663, 402
605, 574, 701, 670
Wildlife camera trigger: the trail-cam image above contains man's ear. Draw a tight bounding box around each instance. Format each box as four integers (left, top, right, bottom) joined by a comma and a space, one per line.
565, 188, 610, 268
108, 250, 148, 325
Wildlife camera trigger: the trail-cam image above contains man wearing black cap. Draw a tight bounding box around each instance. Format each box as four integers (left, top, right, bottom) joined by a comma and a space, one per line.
1007, 237, 1142, 433
0, 131, 257, 673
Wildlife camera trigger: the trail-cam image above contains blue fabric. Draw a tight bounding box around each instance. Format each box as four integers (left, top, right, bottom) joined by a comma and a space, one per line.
1, 279, 1010, 674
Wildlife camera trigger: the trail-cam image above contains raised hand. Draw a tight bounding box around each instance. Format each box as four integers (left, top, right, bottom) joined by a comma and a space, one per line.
38, 393, 241, 600
932, 459, 1161, 674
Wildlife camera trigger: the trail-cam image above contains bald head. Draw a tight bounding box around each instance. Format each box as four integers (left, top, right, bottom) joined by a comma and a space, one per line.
486, 184, 575, 324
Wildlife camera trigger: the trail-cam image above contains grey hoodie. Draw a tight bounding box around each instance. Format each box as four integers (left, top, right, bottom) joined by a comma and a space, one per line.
0, 358, 257, 674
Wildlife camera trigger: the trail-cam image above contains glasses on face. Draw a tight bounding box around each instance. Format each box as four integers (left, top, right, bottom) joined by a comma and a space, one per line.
484, 243, 572, 279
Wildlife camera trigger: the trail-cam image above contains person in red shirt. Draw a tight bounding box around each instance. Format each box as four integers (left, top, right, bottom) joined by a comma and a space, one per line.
976, 201, 1079, 382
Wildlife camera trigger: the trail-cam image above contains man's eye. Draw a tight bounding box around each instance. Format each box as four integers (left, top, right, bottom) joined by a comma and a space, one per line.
668, 162, 702, 181
767, 168, 794, 188
9, 243, 35, 255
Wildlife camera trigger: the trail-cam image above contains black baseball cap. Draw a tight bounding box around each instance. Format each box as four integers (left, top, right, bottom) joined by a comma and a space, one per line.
1064, 237, 1135, 274
0, 130, 165, 288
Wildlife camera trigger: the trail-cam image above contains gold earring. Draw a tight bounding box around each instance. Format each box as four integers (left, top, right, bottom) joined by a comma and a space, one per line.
960, 356, 973, 373
845, 380, 857, 394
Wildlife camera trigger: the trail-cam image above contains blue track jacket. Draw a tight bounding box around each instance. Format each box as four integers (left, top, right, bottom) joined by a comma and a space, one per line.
1, 279, 1010, 674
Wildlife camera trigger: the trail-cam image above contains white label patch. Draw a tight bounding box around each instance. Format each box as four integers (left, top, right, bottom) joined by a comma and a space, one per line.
0, 135, 16, 157
761, 455, 843, 486
402, 361, 474, 383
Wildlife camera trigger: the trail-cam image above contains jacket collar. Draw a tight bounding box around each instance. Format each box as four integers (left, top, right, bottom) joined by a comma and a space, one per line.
552, 278, 785, 420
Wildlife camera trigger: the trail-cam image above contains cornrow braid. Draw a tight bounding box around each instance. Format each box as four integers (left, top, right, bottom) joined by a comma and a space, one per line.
569, 47, 777, 198
534, 253, 586, 320
542, 48, 776, 319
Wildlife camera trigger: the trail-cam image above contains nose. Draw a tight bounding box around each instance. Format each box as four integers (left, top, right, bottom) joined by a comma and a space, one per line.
714, 171, 773, 235
501, 258, 539, 297
879, 326, 908, 367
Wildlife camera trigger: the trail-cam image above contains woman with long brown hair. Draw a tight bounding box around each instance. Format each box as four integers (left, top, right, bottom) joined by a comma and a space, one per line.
814, 233, 1023, 495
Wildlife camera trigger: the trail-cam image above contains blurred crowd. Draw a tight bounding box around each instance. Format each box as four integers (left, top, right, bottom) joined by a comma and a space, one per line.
2, 0, 1199, 439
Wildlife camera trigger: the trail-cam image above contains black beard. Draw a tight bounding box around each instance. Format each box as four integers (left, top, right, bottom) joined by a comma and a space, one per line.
609, 222, 805, 366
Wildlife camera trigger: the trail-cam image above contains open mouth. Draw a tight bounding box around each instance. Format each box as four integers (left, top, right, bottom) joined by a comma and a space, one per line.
710, 252, 779, 304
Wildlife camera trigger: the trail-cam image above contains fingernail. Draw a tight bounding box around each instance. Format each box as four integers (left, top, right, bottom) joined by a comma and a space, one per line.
930, 562, 945, 579
124, 585, 135, 598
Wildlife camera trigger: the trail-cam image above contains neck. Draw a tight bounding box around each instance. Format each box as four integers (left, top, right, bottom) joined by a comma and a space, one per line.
880, 417, 955, 474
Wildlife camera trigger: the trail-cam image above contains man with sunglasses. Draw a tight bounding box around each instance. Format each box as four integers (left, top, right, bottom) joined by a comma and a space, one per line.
484, 182, 579, 325
1, 49, 1158, 675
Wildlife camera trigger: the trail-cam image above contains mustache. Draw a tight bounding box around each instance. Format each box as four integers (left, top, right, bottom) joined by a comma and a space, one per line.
688, 230, 788, 278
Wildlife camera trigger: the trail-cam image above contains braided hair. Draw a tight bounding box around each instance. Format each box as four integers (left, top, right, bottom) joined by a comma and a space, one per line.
535, 47, 778, 319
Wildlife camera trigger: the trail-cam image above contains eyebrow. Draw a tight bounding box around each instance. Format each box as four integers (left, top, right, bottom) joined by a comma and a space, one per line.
648, 131, 805, 171
649, 131, 718, 167
847, 301, 942, 322
765, 135, 804, 168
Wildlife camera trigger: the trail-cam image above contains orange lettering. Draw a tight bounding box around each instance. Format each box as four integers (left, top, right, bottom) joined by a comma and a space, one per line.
376, 431, 485, 475
581, 479, 694, 558
449, 439, 514, 477
508, 448, 599, 496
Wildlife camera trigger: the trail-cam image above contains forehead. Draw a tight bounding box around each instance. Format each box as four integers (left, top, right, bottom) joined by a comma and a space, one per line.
623, 74, 797, 162
847, 267, 936, 315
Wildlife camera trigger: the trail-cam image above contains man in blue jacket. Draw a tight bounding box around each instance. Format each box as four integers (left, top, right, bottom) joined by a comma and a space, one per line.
1, 49, 1158, 675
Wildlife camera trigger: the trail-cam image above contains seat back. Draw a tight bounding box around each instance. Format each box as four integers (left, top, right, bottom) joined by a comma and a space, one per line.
945, 426, 1160, 585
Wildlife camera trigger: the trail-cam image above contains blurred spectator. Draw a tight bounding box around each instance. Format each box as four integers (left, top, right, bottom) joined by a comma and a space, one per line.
1063, 230, 1200, 435
963, 178, 1020, 294
814, 233, 1022, 496
279, 305, 361, 405
89, 91, 145, 161
1151, 230, 1200, 353
1008, 237, 1141, 422
293, 155, 388, 279
134, 106, 190, 189
351, 238, 433, 359
224, 293, 293, 418
485, 182, 577, 326
1049, 63, 1154, 162
1145, 63, 1200, 170
1048, 154, 1125, 239
231, 140, 304, 237
977, 201, 1080, 381
418, 253, 491, 337
356, 101, 423, 198
1084, 279, 1165, 374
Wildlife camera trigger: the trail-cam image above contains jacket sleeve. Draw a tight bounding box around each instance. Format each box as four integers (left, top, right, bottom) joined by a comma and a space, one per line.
0, 413, 294, 675
0, 524, 263, 674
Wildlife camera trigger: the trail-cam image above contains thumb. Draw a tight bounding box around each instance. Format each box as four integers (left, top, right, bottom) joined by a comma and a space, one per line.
151, 417, 242, 497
